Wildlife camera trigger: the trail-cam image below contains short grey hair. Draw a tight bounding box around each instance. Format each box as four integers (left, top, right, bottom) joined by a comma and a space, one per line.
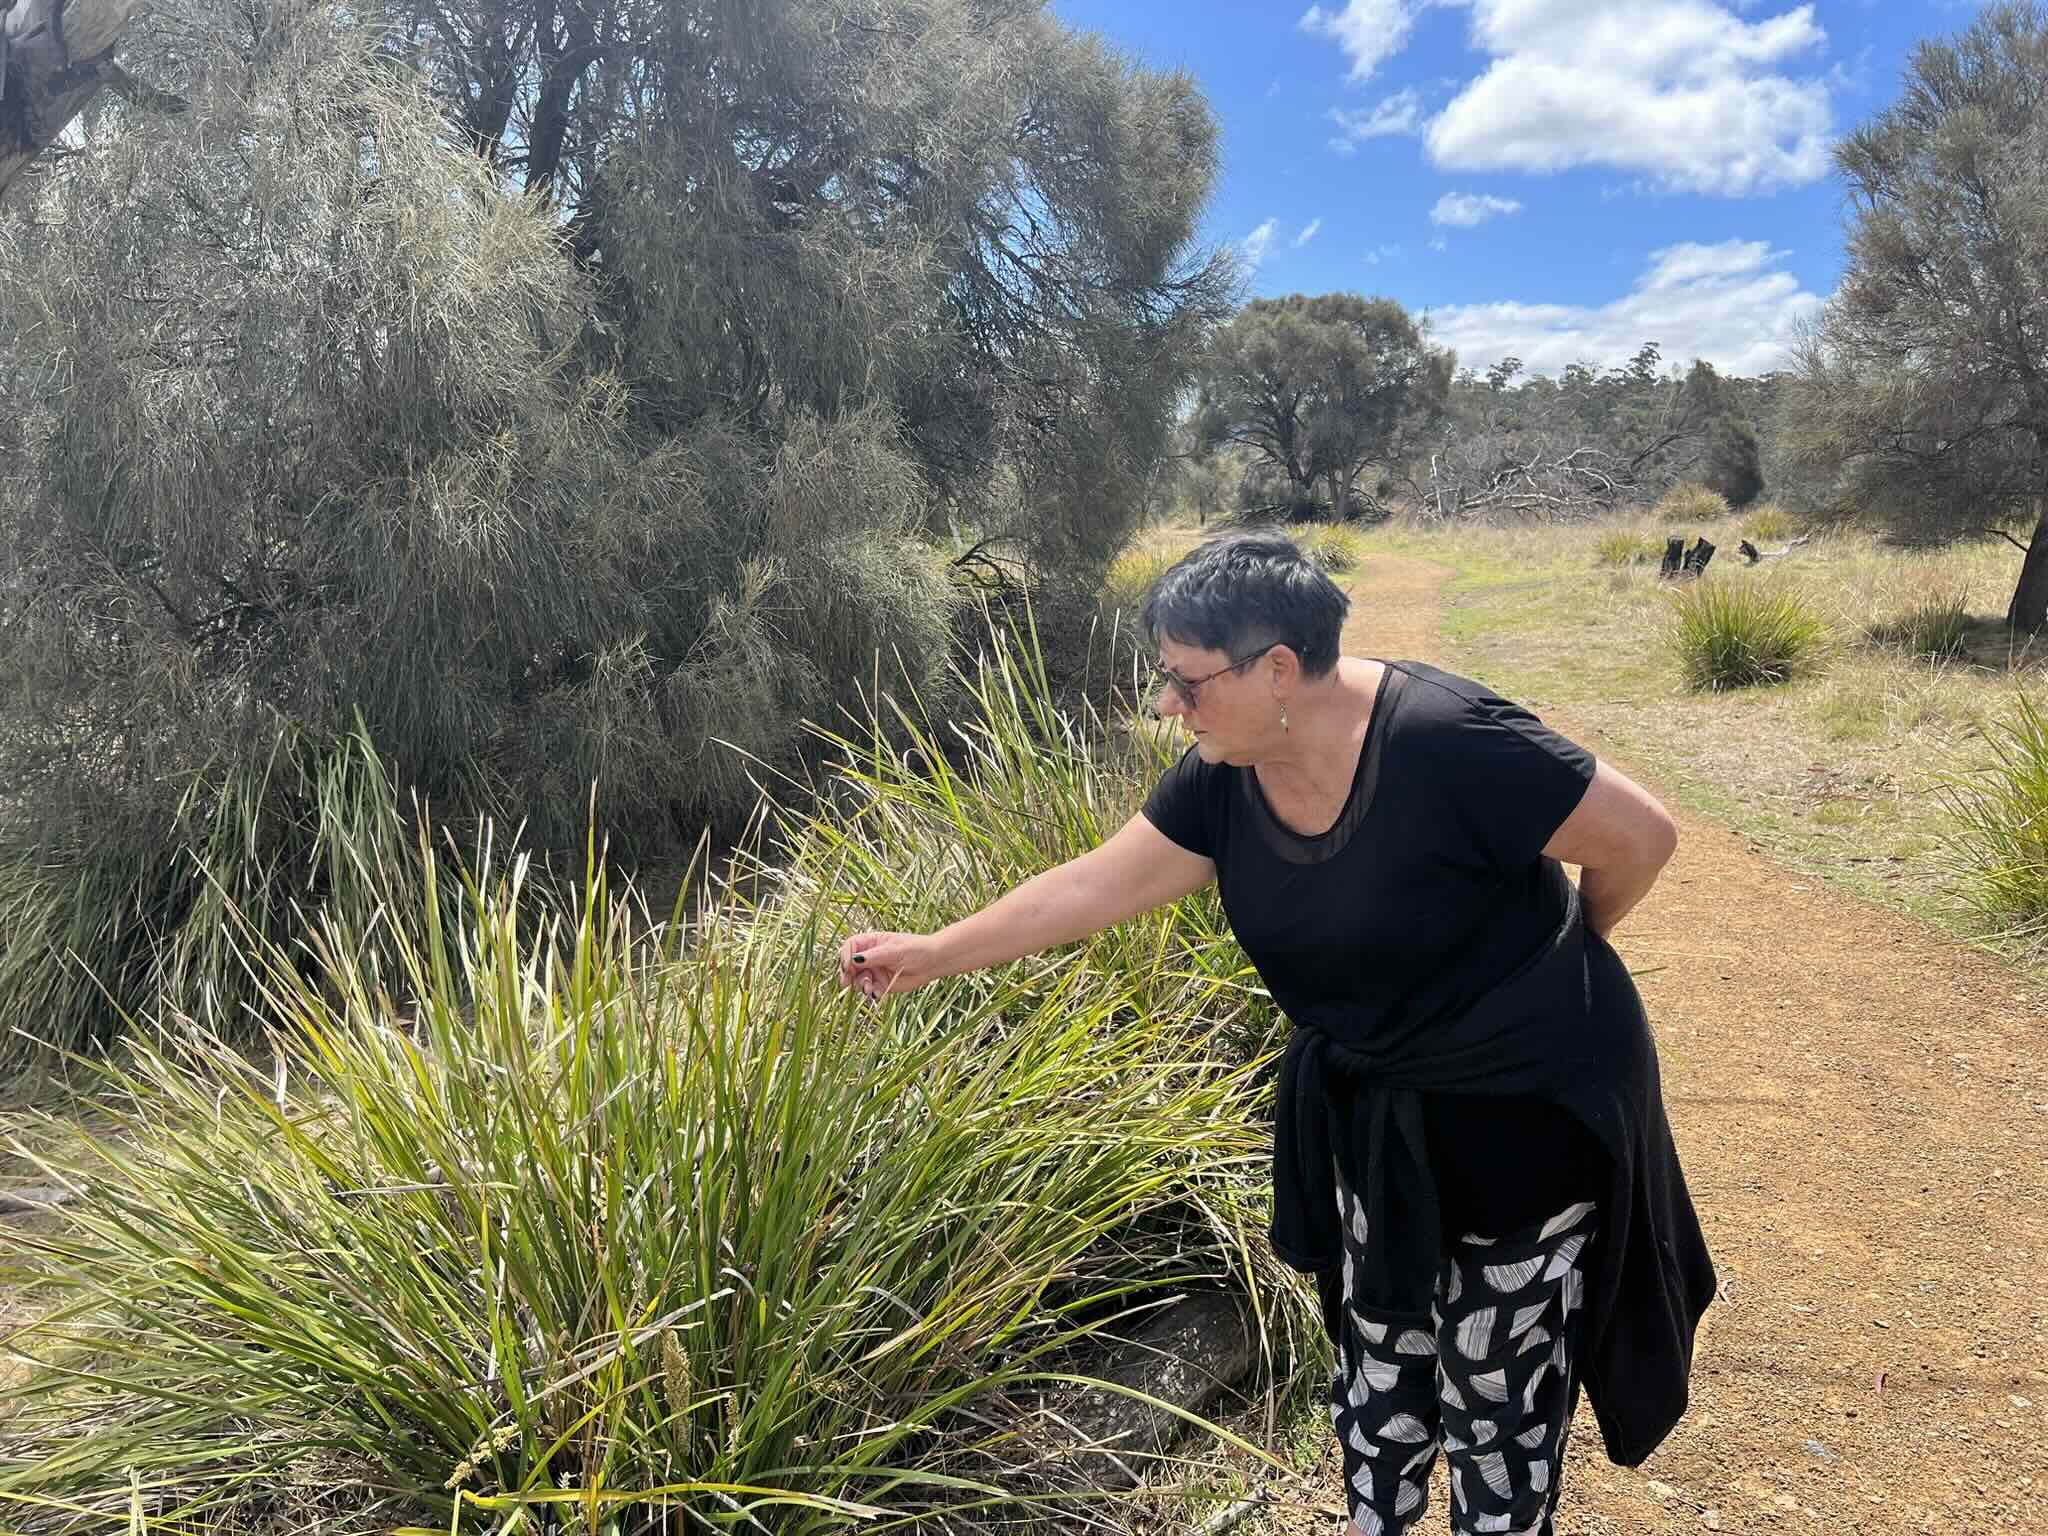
1140, 532, 1348, 679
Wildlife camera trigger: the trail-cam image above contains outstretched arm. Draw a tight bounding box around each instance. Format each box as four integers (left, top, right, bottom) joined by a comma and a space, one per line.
838, 812, 1216, 997
1542, 759, 1678, 940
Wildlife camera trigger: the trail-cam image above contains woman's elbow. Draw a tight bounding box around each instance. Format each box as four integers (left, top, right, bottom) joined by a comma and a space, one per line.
1643, 805, 1679, 871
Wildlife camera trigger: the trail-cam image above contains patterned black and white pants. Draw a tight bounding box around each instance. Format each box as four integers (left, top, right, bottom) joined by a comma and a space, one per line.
1323, 1172, 1598, 1536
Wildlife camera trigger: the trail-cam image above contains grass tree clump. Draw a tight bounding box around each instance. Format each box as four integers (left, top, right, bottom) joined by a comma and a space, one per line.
1936, 689, 2048, 941
0, 622, 1312, 1536
1666, 575, 1833, 690
1654, 482, 1732, 526
1593, 528, 1663, 567
1864, 588, 1972, 662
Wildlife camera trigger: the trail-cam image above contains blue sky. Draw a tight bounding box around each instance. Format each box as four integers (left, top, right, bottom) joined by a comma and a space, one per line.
1049, 0, 1960, 377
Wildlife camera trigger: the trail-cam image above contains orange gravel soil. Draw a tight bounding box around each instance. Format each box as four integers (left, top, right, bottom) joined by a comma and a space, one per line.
1254, 553, 2048, 1536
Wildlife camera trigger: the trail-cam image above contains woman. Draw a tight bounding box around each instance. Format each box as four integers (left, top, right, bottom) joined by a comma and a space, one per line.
838, 532, 1714, 1536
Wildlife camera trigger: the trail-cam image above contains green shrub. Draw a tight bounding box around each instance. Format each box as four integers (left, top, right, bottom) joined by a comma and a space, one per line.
1742, 501, 1794, 543
1296, 524, 1366, 574
1864, 588, 1971, 661
4, 0, 1160, 921
1937, 689, 2048, 940
0, 617, 1310, 1535
1654, 481, 1732, 526
1666, 575, 1833, 690
1594, 528, 1663, 566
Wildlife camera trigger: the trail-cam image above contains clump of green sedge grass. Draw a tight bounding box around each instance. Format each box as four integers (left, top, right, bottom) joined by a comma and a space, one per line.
1666, 575, 1833, 690
0, 617, 1312, 1535
1295, 525, 1366, 575
1864, 587, 1971, 662
0, 724, 441, 1071
1937, 688, 2048, 944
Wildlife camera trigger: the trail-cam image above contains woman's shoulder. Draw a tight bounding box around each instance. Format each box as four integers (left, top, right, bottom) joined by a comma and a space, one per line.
1371, 661, 1573, 765
1372, 659, 1511, 728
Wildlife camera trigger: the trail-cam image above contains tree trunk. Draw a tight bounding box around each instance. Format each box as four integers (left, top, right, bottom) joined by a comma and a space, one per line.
2007, 502, 2048, 632
0, 0, 149, 199
525, 0, 598, 195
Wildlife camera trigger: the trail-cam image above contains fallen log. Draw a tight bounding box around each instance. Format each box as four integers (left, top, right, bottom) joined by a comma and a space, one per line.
1741, 534, 1813, 564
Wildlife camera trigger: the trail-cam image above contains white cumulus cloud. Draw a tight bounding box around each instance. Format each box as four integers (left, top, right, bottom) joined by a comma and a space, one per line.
1295, 218, 1325, 247
1301, 0, 1836, 195
1328, 89, 1427, 154
1240, 218, 1280, 270
1424, 238, 1825, 375
1431, 192, 1523, 226
1425, 0, 1834, 195
1299, 0, 1421, 83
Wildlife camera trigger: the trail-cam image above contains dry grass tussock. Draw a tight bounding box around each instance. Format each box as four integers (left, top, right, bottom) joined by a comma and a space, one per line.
1594, 527, 1664, 566
1654, 481, 1733, 525
1295, 524, 1367, 574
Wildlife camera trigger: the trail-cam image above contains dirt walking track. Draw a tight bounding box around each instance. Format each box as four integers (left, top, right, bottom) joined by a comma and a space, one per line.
1285, 554, 2048, 1536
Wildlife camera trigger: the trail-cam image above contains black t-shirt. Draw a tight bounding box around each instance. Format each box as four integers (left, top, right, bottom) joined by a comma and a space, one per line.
1142, 660, 1608, 1238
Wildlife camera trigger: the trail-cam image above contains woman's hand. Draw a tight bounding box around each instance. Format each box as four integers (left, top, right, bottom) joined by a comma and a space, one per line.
838, 931, 945, 998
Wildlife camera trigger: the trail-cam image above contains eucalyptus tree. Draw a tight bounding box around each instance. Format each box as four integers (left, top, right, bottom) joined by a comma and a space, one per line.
1778, 0, 2048, 628
1192, 294, 1450, 521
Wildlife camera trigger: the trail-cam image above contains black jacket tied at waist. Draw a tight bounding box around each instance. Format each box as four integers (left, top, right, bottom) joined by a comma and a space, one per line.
1266, 869, 1717, 1469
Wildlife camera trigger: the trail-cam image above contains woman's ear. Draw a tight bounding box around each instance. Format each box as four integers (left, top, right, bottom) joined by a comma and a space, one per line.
1269, 644, 1303, 691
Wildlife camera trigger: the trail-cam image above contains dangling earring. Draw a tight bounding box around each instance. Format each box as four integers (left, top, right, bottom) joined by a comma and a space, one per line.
1280, 703, 1290, 733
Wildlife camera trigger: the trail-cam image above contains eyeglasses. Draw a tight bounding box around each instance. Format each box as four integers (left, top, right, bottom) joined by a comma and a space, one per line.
1151, 642, 1282, 709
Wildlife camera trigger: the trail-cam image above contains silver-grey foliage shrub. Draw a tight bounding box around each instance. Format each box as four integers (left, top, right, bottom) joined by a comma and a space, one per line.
0, 0, 1228, 1052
